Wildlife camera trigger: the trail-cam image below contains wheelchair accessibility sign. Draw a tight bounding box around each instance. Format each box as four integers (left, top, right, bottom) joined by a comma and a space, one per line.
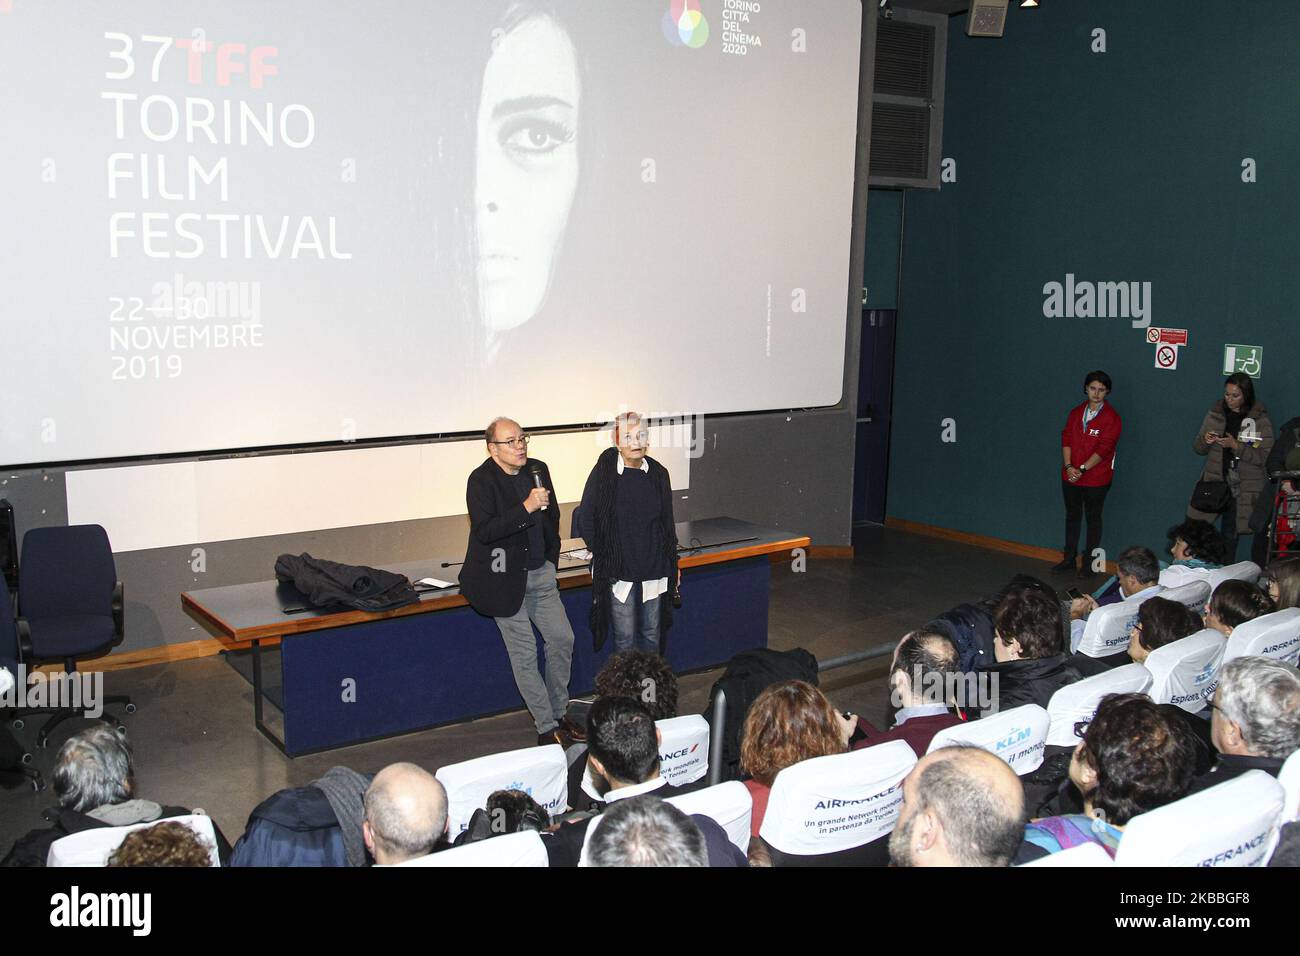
1223, 344, 1263, 378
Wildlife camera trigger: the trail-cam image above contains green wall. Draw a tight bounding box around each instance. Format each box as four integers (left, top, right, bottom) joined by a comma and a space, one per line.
887, 0, 1300, 557
865, 188, 904, 310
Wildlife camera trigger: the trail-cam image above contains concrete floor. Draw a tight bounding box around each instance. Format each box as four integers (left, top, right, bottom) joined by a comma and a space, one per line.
0, 526, 1052, 854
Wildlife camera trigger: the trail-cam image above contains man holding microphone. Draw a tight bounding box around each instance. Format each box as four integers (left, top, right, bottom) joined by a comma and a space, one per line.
459, 417, 580, 747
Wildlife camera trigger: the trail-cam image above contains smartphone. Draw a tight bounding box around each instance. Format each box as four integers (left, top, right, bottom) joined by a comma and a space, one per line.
1065, 587, 1084, 601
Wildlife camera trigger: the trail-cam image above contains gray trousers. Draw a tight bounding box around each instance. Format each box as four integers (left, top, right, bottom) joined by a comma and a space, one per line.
494, 562, 575, 734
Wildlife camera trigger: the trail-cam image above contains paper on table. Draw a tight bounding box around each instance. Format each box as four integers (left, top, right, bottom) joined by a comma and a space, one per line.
563, 549, 593, 561
414, 577, 455, 589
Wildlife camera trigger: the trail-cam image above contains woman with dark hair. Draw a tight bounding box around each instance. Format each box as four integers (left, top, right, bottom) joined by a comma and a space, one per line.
1126, 596, 1204, 665
739, 680, 855, 838
1159, 518, 1230, 588
1054, 370, 1122, 579
1189, 373, 1275, 561
1262, 556, 1300, 610
1205, 580, 1276, 638
1023, 693, 1199, 858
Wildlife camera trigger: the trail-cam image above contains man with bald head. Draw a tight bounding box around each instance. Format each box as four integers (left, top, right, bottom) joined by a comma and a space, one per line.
460, 417, 578, 748
362, 763, 448, 866
888, 745, 1026, 867
852, 629, 964, 756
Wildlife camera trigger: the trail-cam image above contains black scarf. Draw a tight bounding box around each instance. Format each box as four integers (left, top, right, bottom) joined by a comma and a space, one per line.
587, 447, 677, 651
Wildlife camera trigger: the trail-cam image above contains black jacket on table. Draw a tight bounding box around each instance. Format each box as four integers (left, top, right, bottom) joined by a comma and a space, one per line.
458, 457, 561, 619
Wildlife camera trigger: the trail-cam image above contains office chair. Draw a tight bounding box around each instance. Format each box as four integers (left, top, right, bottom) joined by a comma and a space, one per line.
16, 525, 134, 748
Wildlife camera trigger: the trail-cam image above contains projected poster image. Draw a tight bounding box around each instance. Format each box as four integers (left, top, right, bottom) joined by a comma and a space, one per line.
0, 0, 861, 466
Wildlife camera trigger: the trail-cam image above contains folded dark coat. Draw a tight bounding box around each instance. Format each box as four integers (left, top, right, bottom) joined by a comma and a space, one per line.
274, 553, 418, 612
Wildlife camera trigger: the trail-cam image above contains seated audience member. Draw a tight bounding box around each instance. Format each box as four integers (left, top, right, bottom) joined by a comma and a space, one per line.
1123, 597, 1204, 666
887, 745, 1025, 867
568, 650, 679, 811
230, 766, 372, 867
979, 586, 1078, 716
1069, 546, 1163, 645
362, 763, 448, 866
593, 650, 679, 720
2, 726, 227, 867
1022, 693, 1199, 859
1261, 555, 1300, 610
1266, 555, 1300, 607
454, 789, 550, 846
108, 821, 214, 867
740, 680, 856, 837
1191, 656, 1300, 792
1159, 519, 1231, 588
1205, 580, 1275, 638
544, 697, 730, 866
851, 630, 964, 755
584, 795, 707, 867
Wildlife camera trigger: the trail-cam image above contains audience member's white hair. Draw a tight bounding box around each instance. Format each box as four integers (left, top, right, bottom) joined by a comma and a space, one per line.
1217, 656, 1300, 758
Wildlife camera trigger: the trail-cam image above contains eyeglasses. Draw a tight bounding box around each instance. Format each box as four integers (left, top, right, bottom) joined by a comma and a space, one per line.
490, 434, 530, 449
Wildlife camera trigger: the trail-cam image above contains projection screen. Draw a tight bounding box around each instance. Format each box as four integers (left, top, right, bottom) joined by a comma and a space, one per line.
0, 0, 862, 466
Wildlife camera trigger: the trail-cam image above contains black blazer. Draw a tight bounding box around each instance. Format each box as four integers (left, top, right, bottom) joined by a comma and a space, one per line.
458, 457, 562, 619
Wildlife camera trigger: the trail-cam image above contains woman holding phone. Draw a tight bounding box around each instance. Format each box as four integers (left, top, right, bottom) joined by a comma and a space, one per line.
1188, 373, 1274, 562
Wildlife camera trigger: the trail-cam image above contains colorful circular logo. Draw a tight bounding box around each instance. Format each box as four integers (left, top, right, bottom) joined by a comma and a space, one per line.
662, 1, 710, 49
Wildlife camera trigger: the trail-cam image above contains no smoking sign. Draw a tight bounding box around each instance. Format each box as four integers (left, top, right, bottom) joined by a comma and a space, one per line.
1147, 327, 1187, 371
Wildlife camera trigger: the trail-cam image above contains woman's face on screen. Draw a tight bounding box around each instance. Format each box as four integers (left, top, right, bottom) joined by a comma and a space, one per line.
475, 13, 580, 334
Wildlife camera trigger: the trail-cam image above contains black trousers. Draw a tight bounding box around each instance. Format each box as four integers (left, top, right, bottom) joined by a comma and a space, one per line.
1062, 480, 1110, 562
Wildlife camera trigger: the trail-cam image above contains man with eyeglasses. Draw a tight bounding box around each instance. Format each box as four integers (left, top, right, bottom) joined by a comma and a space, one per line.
579, 412, 679, 653
459, 417, 580, 748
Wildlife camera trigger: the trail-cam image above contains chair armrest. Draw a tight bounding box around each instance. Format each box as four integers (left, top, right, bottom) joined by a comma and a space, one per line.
112, 581, 124, 640
15, 617, 32, 660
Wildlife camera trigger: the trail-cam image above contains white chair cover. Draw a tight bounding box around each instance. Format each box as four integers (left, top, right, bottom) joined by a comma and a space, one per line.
1045, 664, 1153, 747
1114, 771, 1284, 867
665, 781, 753, 854
656, 715, 710, 787
927, 704, 1051, 774
436, 744, 568, 837
1143, 628, 1227, 712
1223, 608, 1300, 666
47, 814, 220, 867
1076, 594, 1161, 659
758, 740, 916, 855
398, 830, 547, 867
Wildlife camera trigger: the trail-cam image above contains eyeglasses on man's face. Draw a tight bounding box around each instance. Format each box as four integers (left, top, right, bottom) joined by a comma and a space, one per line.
490, 434, 530, 449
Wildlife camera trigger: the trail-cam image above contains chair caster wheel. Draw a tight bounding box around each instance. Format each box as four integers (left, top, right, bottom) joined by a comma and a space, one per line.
36, 736, 49, 749
32, 778, 45, 793
20, 753, 33, 766
125, 703, 137, 714
12, 719, 23, 731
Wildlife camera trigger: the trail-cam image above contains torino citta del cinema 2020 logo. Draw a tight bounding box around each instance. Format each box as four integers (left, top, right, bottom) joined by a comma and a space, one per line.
663, 0, 710, 49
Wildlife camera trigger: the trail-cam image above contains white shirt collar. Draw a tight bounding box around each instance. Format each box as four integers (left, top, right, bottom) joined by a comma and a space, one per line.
615, 456, 649, 475
602, 775, 667, 803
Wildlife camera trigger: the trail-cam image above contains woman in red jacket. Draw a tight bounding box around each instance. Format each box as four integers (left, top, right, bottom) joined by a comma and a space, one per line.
1053, 370, 1122, 578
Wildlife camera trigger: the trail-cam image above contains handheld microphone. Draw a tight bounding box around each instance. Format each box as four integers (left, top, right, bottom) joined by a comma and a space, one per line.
528, 462, 548, 510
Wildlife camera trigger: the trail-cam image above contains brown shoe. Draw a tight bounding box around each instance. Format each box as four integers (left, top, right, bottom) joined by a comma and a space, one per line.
558, 715, 587, 743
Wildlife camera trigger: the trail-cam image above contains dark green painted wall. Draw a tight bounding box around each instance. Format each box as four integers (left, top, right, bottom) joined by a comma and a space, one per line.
887, 0, 1300, 557
865, 188, 904, 309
